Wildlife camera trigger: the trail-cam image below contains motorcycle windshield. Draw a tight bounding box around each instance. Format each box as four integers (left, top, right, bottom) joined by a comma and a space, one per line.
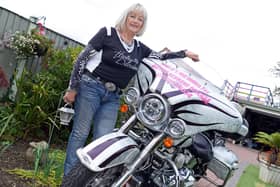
136, 58, 228, 106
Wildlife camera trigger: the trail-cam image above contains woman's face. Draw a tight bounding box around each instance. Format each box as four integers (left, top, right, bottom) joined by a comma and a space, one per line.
125, 10, 144, 35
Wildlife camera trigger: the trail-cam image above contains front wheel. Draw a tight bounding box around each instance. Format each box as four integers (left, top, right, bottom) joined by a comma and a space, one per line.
61, 162, 125, 187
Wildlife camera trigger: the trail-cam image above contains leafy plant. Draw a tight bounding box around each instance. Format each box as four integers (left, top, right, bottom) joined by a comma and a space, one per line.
30, 29, 53, 56
0, 105, 21, 141
7, 148, 66, 187
254, 131, 280, 165
0, 46, 83, 141
0, 141, 12, 155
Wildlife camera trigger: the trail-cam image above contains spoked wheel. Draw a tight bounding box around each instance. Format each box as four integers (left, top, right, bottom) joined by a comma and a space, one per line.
61, 162, 125, 187
85, 166, 124, 187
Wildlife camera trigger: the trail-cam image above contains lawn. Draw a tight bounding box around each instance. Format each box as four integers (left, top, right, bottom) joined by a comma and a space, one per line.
237, 164, 277, 187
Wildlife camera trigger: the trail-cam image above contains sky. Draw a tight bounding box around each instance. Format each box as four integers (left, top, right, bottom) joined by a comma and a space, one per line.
1, 0, 280, 93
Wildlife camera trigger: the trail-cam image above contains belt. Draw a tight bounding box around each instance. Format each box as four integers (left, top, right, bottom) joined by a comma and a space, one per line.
84, 70, 120, 93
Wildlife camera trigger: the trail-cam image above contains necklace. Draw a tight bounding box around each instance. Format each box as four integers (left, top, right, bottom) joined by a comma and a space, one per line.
117, 31, 135, 52
123, 41, 134, 52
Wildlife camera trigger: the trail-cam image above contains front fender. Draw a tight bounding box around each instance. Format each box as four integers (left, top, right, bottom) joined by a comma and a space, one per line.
77, 132, 139, 172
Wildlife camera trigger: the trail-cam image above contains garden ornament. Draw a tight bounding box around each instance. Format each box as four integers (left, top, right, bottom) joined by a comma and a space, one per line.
25, 140, 49, 164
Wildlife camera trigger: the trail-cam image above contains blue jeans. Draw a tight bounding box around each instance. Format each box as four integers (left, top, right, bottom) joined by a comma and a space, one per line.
64, 74, 120, 175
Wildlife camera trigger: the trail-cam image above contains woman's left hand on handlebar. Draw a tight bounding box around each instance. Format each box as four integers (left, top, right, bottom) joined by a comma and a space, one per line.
185, 51, 200, 62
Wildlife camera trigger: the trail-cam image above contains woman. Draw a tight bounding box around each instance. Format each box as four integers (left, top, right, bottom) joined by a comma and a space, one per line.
63, 3, 199, 176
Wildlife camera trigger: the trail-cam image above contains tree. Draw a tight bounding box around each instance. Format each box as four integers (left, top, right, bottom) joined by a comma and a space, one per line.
270, 62, 280, 96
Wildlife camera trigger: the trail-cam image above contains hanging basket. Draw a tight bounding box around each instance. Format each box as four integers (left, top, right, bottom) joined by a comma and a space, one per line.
34, 43, 48, 56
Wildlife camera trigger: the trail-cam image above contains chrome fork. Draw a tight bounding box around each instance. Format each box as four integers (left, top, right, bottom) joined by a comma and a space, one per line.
119, 114, 137, 133
112, 132, 166, 187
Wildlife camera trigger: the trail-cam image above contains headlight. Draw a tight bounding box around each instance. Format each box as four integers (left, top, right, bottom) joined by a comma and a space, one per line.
137, 93, 170, 129
167, 118, 186, 138
124, 87, 140, 105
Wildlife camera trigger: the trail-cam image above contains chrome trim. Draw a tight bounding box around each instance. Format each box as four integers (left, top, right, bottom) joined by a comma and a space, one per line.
166, 118, 186, 138
136, 93, 170, 130
124, 87, 140, 105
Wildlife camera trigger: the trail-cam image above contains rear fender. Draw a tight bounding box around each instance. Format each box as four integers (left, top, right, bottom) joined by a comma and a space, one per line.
77, 132, 139, 172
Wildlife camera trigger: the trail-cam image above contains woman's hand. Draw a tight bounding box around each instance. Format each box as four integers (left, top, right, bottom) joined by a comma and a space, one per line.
63, 90, 77, 104
185, 51, 200, 62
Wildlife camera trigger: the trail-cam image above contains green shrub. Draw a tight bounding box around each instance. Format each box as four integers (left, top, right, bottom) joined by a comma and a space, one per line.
0, 47, 83, 141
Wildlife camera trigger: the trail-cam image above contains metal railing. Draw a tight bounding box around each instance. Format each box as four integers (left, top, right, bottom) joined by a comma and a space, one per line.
232, 82, 274, 106
221, 80, 235, 100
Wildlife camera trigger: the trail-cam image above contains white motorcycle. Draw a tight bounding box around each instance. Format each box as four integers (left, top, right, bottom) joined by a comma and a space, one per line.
62, 58, 248, 187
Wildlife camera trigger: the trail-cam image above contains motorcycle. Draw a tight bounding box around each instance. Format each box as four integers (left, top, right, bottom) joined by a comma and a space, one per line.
61, 58, 249, 187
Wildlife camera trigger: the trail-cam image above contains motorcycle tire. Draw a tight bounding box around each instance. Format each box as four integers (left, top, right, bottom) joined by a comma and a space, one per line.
61, 162, 124, 187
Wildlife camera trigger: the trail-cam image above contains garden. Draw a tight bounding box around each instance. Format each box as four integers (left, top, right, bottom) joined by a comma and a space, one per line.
0, 29, 129, 186
0, 29, 83, 186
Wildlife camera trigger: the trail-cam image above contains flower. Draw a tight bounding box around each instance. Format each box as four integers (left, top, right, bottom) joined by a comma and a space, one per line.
7, 30, 52, 59
8, 31, 36, 59
0, 66, 9, 88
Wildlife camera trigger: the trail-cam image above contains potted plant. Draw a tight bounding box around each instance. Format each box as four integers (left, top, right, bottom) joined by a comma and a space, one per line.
254, 131, 280, 186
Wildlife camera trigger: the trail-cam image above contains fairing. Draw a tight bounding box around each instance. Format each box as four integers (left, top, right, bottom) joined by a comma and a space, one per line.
134, 58, 246, 136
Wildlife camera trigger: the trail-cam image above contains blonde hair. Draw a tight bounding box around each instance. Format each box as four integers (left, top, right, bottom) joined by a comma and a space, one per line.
115, 3, 148, 36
